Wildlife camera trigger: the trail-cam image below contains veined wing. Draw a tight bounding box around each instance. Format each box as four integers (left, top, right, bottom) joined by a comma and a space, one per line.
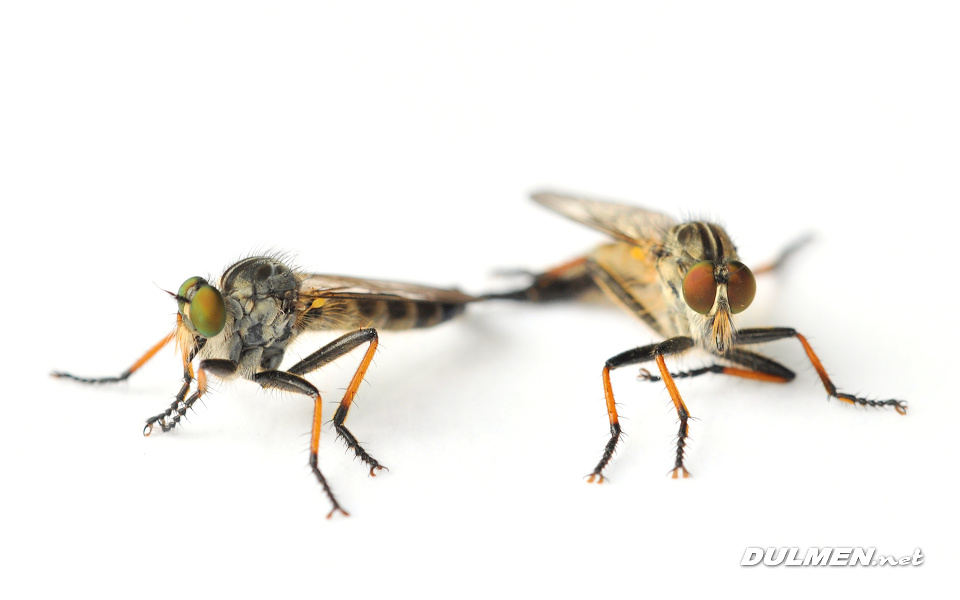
299, 274, 476, 304
532, 191, 677, 247
298, 274, 475, 332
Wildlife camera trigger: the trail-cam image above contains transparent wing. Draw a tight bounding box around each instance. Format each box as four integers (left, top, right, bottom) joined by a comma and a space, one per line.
532, 191, 677, 246
299, 274, 477, 304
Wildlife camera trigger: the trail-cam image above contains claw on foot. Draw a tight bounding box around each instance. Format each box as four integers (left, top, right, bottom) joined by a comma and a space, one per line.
325, 506, 351, 519
143, 416, 173, 436
143, 417, 165, 437
835, 392, 908, 416
586, 473, 607, 484
368, 465, 388, 477
669, 466, 691, 479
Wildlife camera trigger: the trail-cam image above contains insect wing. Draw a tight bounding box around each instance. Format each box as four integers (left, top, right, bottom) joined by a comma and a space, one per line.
532, 191, 677, 247
299, 274, 477, 304
299, 275, 476, 332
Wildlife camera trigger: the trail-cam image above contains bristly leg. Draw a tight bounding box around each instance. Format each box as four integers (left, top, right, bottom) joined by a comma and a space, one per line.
51, 331, 178, 384
143, 380, 196, 436
256, 369, 349, 518
638, 348, 796, 385
289, 328, 387, 476
586, 364, 621, 484
52, 370, 135, 384
654, 353, 693, 478
670, 403, 691, 479
735, 328, 907, 415
310, 395, 348, 517
310, 452, 348, 519
143, 357, 225, 436
333, 405, 386, 476
588, 337, 696, 482
835, 392, 907, 413
639, 365, 725, 382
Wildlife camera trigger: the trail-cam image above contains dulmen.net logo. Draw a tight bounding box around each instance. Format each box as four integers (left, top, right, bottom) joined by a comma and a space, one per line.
741, 547, 924, 567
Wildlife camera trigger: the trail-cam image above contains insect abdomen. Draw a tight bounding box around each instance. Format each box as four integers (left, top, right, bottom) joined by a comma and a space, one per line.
369, 299, 465, 330
305, 298, 465, 331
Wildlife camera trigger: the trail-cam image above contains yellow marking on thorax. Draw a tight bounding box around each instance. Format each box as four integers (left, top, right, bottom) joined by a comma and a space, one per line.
630, 246, 647, 261
310, 298, 326, 309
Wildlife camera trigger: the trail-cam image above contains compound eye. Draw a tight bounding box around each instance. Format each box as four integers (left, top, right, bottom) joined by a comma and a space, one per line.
177, 276, 203, 311
178, 276, 203, 299
189, 284, 227, 337
682, 261, 718, 315
726, 261, 756, 314
177, 277, 207, 316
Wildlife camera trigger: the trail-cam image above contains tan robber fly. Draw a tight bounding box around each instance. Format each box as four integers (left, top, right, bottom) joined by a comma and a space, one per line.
488, 192, 906, 482
53, 254, 476, 517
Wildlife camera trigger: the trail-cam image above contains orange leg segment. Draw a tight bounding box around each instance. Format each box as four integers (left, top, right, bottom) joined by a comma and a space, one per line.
128, 331, 177, 377
588, 336, 696, 483
587, 365, 622, 484
655, 354, 692, 479
289, 328, 386, 475
51, 330, 176, 384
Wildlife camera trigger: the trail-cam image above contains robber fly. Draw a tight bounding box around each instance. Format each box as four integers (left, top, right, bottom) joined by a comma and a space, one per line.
53, 254, 476, 517
487, 192, 906, 482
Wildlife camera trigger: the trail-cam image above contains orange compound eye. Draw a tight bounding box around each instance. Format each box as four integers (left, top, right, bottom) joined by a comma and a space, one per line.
726, 261, 756, 314
682, 261, 718, 315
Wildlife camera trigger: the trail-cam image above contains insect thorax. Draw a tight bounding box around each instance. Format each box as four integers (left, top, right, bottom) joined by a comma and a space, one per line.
214, 256, 300, 373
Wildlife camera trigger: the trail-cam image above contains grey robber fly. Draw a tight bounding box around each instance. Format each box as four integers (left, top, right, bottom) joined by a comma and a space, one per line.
487, 192, 906, 482
53, 254, 476, 517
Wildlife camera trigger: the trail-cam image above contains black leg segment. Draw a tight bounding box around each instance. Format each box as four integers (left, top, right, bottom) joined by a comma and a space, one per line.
638, 348, 796, 384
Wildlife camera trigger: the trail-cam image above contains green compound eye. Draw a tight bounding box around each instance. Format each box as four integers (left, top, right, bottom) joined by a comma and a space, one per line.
189, 284, 226, 337
726, 261, 756, 314
682, 261, 718, 315
177, 277, 226, 337
177, 276, 203, 312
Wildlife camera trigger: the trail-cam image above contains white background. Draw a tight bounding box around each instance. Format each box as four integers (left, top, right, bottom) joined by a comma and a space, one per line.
2, 2, 955, 598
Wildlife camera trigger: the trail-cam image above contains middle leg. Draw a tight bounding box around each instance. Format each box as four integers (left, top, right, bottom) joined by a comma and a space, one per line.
637, 348, 796, 385
288, 328, 385, 475
255, 369, 348, 518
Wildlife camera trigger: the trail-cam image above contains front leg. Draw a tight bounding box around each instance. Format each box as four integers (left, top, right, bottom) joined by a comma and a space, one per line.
288, 329, 385, 476
143, 356, 230, 435
736, 328, 907, 414
52, 331, 177, 385
590, 336, 696, 483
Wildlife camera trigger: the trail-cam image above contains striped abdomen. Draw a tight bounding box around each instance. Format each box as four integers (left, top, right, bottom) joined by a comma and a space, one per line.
302, 298, 466, 332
